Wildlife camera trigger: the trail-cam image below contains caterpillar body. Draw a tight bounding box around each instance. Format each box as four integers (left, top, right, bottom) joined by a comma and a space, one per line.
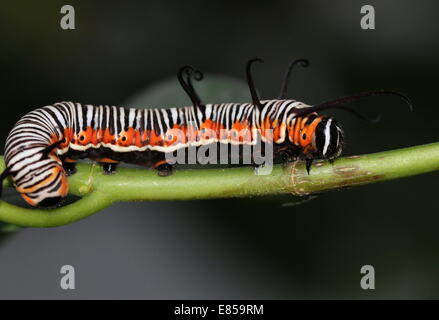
0, 59, 412, 207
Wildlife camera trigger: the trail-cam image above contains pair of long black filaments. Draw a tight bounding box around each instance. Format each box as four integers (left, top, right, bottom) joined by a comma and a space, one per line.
176, 58, 413, 122
245, 57, 413, 121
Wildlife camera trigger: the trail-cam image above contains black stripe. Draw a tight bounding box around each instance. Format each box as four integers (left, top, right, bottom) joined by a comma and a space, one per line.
43, 107, 64, 134
108, 106, 114, 135
152, 109, 159, 135
82, 104, 88, 131
90, 106, 96, 129
114, 106, 120, 134
144, 110, 149, 132
166, 109, 174, 128
124, 108, 129, 131
139, 109, 145, 132
102, 106, 108, 132
75, 103, 80, 134
305, 114, 317, 125
54, 103, 70, 122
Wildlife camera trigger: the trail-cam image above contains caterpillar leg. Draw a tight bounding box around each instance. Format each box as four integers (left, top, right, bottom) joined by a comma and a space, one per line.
154, 160, 173, 177
101, 163, 118, 175
62, 158, 77, 176
305, 158, 313, 175
98, 158, 119, 174
276, 145, 299, 166
280, 149, 297, 164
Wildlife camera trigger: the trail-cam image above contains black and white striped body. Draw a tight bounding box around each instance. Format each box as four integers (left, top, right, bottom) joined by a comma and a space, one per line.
3, 100, 342, 206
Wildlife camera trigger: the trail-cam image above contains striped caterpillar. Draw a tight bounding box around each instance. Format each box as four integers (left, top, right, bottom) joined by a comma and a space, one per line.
0, 59, 412, 207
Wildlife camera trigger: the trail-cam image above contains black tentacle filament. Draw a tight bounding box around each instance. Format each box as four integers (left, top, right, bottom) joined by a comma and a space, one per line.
278, 58, 310, 99
294, 90, 413, 120
246, 58, 264, 110
178, 65, 204, 107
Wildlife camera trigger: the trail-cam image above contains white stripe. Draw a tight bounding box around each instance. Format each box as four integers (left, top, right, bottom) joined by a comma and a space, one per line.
236, 103, 245, 121
190, 107, 198, 129
112, 106, 118, 134
205, 104, 212, 119
98, 106, 103, 129
119, 107, 125, 131
322, 119, 333, 156
196, 106, 203, 124
171, 108, 178, 124
129, 108, 136, 128
149, 109, 154, 131
86, 105, 93, 127
136, 109, 142, 129
77, 103, 83, 132
144, 109, 149, 130
47, 106, 67, 128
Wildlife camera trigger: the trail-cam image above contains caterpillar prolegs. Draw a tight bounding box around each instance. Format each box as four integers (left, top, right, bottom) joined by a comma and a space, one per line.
0, 59, 412, 207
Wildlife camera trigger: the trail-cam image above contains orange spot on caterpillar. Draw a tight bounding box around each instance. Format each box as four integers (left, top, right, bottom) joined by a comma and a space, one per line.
134, 129, 143, 147
91, 128, 102, 145
76, 126, 93, 145
117, 128, 136, 147
103, 128, 115, 144
299, 116, 322, 148
149, 130, 164, 147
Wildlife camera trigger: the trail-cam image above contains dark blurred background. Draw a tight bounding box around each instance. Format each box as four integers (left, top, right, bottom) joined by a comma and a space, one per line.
0, 0, 438, 299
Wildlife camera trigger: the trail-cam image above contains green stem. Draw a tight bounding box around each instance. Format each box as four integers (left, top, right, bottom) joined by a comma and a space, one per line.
1, 142, 439, 227
290, 142, 439, 195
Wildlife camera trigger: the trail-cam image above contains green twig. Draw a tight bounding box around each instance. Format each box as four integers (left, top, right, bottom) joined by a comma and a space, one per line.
1, 142, 439, 228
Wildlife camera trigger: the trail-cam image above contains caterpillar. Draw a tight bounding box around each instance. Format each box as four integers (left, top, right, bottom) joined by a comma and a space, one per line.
0, 59, 412, 207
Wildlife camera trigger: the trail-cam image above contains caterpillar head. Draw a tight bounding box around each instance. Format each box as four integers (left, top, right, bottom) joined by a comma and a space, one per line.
292, 90, 411, 161
313, 117, 344, 160
12, 153, 69, 207
294, 115, 344, 161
